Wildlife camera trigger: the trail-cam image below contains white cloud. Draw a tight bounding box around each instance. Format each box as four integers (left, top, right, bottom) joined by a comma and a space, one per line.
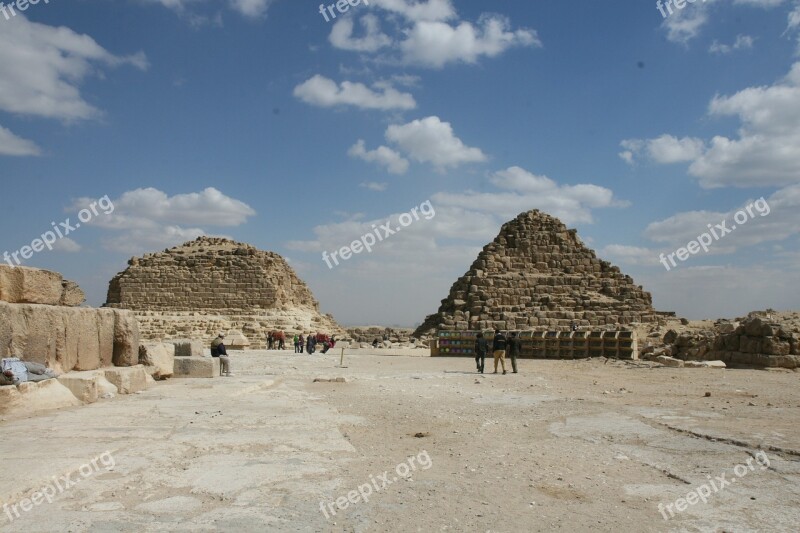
329, 14, 392, 52
643, 186, 798, 254
293, 75, 416, 110
433, 166, 626, 225
0, 125, 41, 156
598, 245, 660, 267
661, 0, 787, 45
144, 0, 274, 19
69, 187, 255, 255
689, 62, 800, 187
709, 34, 755, 53
349, 140, 410, 174
368, 0, 456, 22
52, 238, 82, 253
0, 16, 146, 123
359, 181, 389, 192
384, 116, 487, 171
399, 15, 540, 68
621, 63, 800, 188
620, 135, 706, 164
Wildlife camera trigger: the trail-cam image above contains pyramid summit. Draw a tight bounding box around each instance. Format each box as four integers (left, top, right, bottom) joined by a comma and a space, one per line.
414, 210, 657, 336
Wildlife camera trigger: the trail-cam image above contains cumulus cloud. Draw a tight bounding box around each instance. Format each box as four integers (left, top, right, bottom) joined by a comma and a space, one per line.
384, 116, 487, 171
52, 238, 82, 253
349, 140, 410, 174
661, 0, 786, 45
69, 187, 255, 255
399, 15, 540, 68
620, 135, 706, 165
0, 125, 41, 157
0, 16, 147, 122
293, 75, 416, 110
329, 15, 392, 52
327, 2, 539, 69
433, 166, 626, 225
621, 63, 800, 188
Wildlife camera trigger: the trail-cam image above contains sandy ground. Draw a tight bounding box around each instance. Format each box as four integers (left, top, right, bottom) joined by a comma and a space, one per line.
1, 351, 799, 532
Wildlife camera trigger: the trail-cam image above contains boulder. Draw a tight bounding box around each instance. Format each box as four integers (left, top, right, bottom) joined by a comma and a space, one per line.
58, 371, 101, 403
104, 366, 148, 394
170, 339, 206, 357
0, 379, 82, 416
685, 360, 726, 369
59, 280, 86, 307
225, 330, 250, 350
138, 343, 174, 380
173, 357, 220, 378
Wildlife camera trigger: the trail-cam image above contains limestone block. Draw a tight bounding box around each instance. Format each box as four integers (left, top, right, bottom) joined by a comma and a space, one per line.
104, 366, 148, 394
684, 360, 726, 369
112, 310, 140, 367
655, 355, 685, 368
170, 339, 206, 357
138, 343, 174, 379
173, 357, 220, 378
226, 330, 250, 350
60, 280, 86, 307
0, 265, 64, 305
0, 379, 82, 416
762, 337, 791, 356
58, 371, 101, 403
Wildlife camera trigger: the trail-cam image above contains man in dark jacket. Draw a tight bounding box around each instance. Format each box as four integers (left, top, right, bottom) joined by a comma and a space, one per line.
507, 332, 521, 374
211, 334, 233, 376
474, 333, 488, 373
492, 329, 507, 375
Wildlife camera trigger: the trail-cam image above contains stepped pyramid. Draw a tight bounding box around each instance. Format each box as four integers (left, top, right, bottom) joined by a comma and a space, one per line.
414, 210, 657, 336
105, 236, 345, 346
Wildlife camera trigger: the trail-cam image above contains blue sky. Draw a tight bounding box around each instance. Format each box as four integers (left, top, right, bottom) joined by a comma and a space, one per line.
1, 0, 799, 326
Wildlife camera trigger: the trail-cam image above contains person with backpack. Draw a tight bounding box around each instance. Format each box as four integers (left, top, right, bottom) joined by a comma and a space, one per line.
507, 332, 521, 374
474, 333, 488, 373
492, 329, 508, 375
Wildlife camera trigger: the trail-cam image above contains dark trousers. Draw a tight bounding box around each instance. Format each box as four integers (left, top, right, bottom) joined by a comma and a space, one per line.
475, 353, 485, 373
509, 353, 518, 373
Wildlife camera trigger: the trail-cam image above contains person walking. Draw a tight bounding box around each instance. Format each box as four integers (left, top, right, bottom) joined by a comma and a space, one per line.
299, 334, 305, 354
474, 333, 488, 373
211, 333, 233, 376
492, 329, 507, 375
278, 332, 285, 350
293, 334, 300, 353
507, 331, 521, 374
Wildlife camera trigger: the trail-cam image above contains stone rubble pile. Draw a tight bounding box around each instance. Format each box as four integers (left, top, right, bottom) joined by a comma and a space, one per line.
642, 313, 800, 369
414, 210, 657, 337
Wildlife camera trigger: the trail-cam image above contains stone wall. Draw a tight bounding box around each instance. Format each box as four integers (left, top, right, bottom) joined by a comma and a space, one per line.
414, 210, 657, 336
0, 266, 139, 373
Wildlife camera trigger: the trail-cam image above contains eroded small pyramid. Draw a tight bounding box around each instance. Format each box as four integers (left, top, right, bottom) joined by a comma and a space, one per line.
414, 210, 657, 336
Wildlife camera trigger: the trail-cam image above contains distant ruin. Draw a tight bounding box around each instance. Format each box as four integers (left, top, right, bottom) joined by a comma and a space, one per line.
415, 210, 658, 336
105, 236, 345, 347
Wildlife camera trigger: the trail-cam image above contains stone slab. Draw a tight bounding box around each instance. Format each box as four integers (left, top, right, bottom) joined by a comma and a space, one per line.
173, 357, 220, 379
